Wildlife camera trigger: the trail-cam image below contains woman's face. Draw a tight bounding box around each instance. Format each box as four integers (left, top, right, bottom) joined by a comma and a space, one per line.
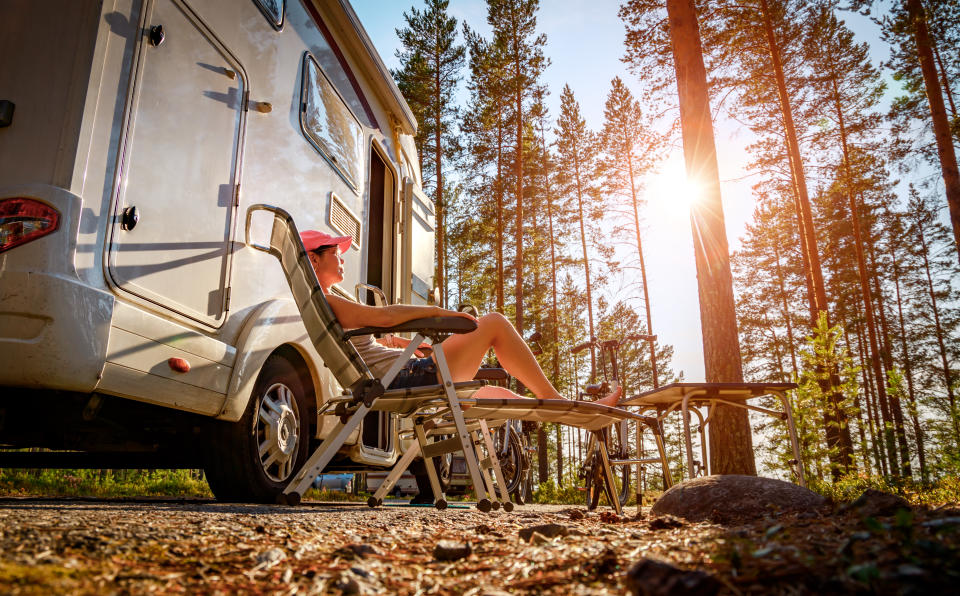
308, 245, 344, 289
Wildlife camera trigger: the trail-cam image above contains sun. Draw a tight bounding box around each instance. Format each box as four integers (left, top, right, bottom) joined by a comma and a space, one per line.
645, 153, 702, 223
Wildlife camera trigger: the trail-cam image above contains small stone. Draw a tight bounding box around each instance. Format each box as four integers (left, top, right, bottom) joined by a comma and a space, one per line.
255, 548, 286, 567
563, 508, 586, 520
649, 515, 684, 530
625, 558, 720, 596
529, 531, 551, 545
518, 523, 568, 541
434, 540, 472, 561
334, 544, 381, 559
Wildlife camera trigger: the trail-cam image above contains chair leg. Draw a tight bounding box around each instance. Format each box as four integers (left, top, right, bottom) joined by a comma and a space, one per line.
432, 344, 492, 512
415, 424, 448, 509
596, 433, 623, 516
282, 403, 371, 504
370, 439, 422, 507
478, 420, 513, 511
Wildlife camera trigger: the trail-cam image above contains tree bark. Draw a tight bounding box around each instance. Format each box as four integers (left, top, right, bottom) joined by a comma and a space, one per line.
907, 0, 960, 264
666, 0, 755, 475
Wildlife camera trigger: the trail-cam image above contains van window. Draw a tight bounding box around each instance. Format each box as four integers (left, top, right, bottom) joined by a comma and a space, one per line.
252, 0, 283, 30
300, 54, 364, 192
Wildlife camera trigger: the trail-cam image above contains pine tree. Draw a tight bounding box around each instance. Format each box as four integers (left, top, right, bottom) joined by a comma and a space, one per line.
487, 0, 548, 335
598, 76, 666, 387
554, 85, 601, 378
394, 0, 465, 306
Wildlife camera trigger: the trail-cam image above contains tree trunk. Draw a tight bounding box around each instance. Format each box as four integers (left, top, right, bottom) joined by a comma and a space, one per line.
866, 241, 912, 477
830, 73, 903, 477
628, 157, 659, 388
772, 242, 799, 376
890, 239, 928, 482
758, 0, 853, 476
915, 217, 960, 448
513, 38, 525, 335
495, 107, 505, 312
907, 0, 960, 264
574, 151, 598, 378
666, 0, 755, 475
539, 118, 563, 484
434, 47, 446, 307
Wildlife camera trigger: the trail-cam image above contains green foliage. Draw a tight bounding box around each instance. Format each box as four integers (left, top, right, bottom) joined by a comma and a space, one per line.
0, 469, 211, 498
792, 313, 860, 481
809, 472, 960, 507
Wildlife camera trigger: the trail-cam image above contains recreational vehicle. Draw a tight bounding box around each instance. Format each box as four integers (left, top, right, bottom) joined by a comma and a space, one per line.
0, 0, 437, 502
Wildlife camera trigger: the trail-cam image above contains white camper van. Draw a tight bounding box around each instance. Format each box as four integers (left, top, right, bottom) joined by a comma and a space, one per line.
0, 0, 438, 502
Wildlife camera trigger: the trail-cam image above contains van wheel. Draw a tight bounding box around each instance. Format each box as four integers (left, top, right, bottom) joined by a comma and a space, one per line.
205, 355, 311, 503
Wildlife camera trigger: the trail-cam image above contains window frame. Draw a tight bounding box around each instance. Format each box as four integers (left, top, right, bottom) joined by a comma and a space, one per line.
299, 52, 365, 194
251, 0, 284, 31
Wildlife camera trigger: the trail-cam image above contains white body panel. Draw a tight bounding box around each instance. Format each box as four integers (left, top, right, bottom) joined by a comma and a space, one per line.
0, 0, 430, 469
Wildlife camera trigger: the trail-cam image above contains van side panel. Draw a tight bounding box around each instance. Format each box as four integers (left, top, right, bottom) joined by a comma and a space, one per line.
0, 1, 99, 188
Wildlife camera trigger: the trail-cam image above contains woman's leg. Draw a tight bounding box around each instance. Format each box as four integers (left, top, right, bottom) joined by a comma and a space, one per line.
436, 313, 563, 399
436, 313, 621, 404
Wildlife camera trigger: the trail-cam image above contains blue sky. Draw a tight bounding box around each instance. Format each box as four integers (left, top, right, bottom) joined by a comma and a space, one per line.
351, 0, 891, 385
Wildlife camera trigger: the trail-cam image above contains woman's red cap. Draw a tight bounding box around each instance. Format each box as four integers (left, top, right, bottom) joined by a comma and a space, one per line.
300, 230, 352, 253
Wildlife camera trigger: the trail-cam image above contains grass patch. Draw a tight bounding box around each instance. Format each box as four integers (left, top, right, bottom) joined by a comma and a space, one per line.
0, 469, 211, 498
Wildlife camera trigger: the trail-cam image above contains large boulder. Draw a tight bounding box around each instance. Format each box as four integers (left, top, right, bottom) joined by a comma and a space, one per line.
651, 475, 825, 522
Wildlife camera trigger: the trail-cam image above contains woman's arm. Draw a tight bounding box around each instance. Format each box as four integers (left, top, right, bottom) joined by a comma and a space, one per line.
326, 294, 477, 330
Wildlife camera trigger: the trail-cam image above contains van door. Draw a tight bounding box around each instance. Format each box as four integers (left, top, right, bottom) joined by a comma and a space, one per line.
109, 0, 245, 327
401, 179, 436, 305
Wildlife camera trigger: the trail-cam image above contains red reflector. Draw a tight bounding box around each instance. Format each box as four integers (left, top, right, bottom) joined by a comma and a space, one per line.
0, 198, 61, 254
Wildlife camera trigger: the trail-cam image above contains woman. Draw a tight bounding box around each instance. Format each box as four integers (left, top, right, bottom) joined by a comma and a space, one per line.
301, 229, 621, 406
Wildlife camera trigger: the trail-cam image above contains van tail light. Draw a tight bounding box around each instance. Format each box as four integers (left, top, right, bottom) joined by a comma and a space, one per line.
0, 198, 61, 254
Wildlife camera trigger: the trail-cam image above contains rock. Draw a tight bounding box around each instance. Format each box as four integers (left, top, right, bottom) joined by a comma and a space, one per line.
648, 515, 684, 530
562, 508, 586, 520
434, 540, 472, 561
843, 489, 912, 517
334, 543, 381, 559
625, 558, 720, 596
254, 547, 286, 567
518, 523, 568, 541
650, 475, 825, 523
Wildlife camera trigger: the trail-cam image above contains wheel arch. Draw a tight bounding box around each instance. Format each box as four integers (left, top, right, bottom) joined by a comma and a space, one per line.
219, 299, 327, 423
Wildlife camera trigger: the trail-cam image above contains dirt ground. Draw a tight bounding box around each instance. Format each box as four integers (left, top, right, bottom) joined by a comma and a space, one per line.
0, 497, 958, 594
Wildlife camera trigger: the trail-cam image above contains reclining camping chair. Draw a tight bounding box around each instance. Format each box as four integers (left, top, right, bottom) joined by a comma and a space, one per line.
245, 204, 505, 511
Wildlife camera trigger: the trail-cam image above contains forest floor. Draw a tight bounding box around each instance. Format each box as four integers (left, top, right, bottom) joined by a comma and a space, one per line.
0, 496, 958, 594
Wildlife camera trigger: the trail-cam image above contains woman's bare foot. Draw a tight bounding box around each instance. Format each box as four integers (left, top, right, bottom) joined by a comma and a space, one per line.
595, 385, 622, 407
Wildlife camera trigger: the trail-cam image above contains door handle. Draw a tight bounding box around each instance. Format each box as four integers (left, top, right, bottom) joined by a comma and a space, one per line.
121, 206, 140, 231
149, 24, 165, 47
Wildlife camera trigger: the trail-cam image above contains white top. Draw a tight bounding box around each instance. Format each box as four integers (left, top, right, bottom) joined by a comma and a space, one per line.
349, 334, 408, 380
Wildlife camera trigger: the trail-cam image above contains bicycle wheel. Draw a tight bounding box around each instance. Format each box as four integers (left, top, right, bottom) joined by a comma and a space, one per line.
495, 425, 526, 495
584, 427, 631, 510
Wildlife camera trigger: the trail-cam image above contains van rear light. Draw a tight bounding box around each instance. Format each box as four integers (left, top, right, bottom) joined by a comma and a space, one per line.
0, 198, 61, 254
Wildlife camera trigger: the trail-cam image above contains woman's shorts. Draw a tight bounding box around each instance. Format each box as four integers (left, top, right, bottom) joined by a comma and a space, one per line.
387, 357, 440, 389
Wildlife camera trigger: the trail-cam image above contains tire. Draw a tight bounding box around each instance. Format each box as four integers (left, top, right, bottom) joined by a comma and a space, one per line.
495, 426, 526, 495
205, 355, 311, 503
584, 427, 631, 510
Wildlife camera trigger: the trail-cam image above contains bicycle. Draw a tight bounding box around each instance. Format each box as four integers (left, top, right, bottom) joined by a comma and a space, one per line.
573, 335, 649, 510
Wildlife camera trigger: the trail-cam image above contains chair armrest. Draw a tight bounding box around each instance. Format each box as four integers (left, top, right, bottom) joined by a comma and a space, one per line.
342, 316, 477, 339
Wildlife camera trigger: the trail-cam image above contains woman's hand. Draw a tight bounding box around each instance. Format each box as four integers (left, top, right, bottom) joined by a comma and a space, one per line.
378, 334, 432, 357
436, 307, 478, 324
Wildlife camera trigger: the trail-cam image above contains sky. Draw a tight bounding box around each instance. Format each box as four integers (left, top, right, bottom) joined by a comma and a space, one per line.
350, 0, 890, 384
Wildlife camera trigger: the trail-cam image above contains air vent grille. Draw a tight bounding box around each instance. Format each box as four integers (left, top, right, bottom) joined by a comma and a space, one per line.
329, 194, 361, 249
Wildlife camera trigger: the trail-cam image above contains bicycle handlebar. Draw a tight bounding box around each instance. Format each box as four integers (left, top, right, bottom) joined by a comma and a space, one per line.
571, 340, 594, 354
